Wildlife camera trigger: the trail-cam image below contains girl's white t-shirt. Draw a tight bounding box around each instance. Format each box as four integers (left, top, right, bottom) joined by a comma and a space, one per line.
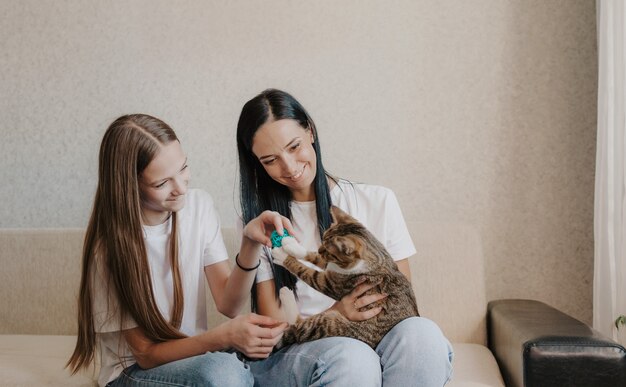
91, 189, 228, 386
254, 180, 416, 318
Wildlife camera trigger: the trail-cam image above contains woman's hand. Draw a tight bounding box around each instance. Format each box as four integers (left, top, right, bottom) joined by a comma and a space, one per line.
243, 210, 298, 247
330, 278, 388, 321
218, 313, 288, 359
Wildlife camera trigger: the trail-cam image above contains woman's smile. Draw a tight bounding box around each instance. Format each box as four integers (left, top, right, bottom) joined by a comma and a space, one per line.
286, 164, 306, 181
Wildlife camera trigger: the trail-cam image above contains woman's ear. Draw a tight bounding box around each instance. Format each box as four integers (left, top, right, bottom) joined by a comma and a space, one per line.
309, 130, 315, 144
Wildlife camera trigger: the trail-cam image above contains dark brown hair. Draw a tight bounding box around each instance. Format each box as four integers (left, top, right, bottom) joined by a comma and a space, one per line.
236, 89, 335, 310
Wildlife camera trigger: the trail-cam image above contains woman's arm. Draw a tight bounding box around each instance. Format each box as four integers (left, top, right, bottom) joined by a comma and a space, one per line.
123, 313, 286, 369
254, 226, 409, 324
255, 279, 288, 321
255, 275, 387, 323
396, 258, 411, 281
333, 258, 411, 318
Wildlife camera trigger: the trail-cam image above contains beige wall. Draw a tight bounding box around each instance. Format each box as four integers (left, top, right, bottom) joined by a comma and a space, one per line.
0, 1, 597, 324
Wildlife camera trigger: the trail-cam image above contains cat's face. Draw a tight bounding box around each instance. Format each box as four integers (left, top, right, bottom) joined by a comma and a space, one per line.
319, 234, 364, 269
319, 206, 367, 270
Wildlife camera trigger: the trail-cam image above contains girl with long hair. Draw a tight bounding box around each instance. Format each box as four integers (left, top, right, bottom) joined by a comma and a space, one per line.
67, 114, 290, 386
236, 89, 454, 386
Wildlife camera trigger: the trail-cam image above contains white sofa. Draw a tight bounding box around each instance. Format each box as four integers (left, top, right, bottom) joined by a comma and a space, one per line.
2, 223, 622, 386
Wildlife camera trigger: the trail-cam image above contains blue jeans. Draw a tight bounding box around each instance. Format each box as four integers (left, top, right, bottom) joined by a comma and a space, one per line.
108, 351, 254, 387
377, 317, 454, 386
249, 317, 454, 386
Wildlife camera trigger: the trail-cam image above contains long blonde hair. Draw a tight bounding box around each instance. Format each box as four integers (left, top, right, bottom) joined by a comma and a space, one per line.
67, 114, 185, 374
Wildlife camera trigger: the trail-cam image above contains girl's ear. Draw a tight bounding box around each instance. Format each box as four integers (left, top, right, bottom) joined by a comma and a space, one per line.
309, 130, 315, 144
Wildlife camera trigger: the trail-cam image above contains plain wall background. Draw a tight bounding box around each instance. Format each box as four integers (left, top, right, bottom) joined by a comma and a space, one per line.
0, 1, 597, 324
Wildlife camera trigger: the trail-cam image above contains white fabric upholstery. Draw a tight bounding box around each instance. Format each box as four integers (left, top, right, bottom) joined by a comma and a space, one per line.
405, 221, 487, 345
0, 224, 503, 386
0, 229, 83, 335
0, 335, 95, 386
446, 344, 505, 387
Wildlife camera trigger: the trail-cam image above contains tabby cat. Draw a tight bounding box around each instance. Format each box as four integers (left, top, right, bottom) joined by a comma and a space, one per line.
271, 205, 419, 349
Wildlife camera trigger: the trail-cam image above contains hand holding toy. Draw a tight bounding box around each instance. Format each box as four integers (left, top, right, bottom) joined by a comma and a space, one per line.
270, 229, 291, 248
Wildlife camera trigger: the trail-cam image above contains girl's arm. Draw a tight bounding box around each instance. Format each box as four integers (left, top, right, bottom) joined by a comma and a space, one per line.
205, 236, 262, 318
209, 210, 297, 318
123, 313, 286, 369
121, 210, 298, 370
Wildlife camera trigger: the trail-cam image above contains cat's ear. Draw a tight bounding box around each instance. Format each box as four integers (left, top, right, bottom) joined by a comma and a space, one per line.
330, 205, 357, 225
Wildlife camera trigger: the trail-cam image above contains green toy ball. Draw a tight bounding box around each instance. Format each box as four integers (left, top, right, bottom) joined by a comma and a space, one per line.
270, 229, 291, 248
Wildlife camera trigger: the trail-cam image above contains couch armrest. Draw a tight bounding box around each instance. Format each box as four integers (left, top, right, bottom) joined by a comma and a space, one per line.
488, 299, 626, 387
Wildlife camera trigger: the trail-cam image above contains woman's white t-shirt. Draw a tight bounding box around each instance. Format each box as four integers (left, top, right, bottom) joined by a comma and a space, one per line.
254, 180, 416, 318
91, 189, 228, 386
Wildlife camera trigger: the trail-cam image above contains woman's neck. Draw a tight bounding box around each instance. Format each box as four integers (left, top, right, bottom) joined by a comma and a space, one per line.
290, 177, 337, 202
291, 187, 315, 202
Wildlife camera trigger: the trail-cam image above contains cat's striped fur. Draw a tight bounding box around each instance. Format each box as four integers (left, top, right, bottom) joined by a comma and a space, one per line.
273, 206, 419, 349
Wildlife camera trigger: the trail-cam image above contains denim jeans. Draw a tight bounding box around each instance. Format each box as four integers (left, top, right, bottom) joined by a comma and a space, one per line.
249, 316, 454, 386
107, 351, 254, 387
376, 317, 454, 386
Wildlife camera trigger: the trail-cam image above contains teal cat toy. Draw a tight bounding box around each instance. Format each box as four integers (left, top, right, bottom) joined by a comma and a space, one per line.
270, 229, 291, 248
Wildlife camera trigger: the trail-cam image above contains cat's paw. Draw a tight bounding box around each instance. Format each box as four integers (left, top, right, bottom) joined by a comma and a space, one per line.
271, 246, 288, 267
278, 287, 299, 325
281, 237, 307, 260
275, 326, 295, 350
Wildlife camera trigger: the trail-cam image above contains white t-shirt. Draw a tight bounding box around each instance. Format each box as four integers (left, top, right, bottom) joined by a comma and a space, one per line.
254, 180, 416, 317
91, 189, 228, 386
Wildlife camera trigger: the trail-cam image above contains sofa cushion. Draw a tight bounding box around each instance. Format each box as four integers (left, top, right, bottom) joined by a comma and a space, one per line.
0, 334, 96, 386
446, 343, 505, 387
0, 335, 504, 387
0, 224, 488, 347
0, 229, 84, 335
220, 223, 489, 345
406, 222, 488, 345
0, 224, 499, 386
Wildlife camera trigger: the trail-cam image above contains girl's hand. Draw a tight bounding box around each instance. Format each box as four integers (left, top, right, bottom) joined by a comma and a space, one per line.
330, 278, 388, 321
219, 313, 288, 359
243, 211, 298, 247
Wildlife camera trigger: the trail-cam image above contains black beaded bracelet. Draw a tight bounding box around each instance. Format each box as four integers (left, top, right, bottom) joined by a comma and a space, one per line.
235, 254, 260, 271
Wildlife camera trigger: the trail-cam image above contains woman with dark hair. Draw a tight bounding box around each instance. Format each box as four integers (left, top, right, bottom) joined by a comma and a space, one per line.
236, 89, 454, 386
67, 114, 291, 386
